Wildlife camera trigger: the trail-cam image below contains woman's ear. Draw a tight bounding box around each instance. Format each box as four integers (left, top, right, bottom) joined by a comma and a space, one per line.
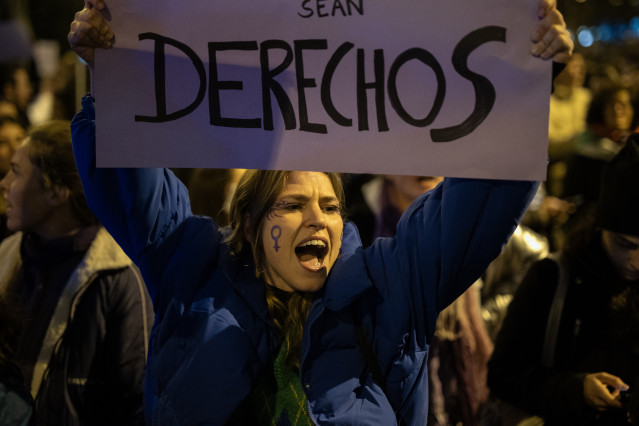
47, 185, 71, 207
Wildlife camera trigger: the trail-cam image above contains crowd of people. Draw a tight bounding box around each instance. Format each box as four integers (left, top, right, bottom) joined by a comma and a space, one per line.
0, 0, 637, 425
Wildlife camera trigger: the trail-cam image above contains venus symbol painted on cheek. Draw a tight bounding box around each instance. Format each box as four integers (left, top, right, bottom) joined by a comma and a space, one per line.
271, 225, 282, 252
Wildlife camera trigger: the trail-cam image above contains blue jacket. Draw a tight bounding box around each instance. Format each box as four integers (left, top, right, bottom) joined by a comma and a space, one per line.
71, 95, 537, 425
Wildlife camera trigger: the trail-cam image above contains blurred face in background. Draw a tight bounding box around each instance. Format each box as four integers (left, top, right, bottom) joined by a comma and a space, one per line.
0, 139, 53, 234
0, 101, 19, 119
385, 175, 443, 212
555, 52, 587, 88
11, 68, 33, 110
604, 89, 634, 132
602, 230, 639, 282
4, 68, 33, 111
0, 120, 26, 176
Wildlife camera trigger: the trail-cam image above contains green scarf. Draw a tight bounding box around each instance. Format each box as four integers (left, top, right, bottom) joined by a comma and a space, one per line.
249, 343, 315, 425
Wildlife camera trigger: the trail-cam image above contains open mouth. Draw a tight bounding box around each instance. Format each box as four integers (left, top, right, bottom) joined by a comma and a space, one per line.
295, 239, 328, 271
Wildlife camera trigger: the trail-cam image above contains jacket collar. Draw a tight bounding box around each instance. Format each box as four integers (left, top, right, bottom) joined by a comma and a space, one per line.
0, 227, 132, 292
0, 233, 24, 291
222, 245, 270, 321
1, 226, 134, 399
322, 221, 373, 311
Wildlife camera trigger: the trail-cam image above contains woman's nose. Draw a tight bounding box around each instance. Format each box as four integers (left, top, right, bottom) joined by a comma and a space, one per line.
306, 204, 326, 230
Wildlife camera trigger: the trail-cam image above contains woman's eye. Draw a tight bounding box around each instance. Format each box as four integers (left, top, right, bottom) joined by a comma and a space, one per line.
276, 202, 301, 211
323, 205, 341, 214
271, 200, 301, 211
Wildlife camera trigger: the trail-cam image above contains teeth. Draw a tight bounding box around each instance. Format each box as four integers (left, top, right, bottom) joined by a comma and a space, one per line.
298, 240, 326, 248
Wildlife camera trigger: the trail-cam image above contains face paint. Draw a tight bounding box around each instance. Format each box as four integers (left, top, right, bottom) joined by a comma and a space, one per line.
267, 200, 296, 220
260, 172, 344, 293
271, 225, 282, 252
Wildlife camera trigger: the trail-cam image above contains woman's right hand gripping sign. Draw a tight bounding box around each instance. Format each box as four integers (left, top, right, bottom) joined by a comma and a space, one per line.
532, 0, 573, 63
68, 0, 114, 70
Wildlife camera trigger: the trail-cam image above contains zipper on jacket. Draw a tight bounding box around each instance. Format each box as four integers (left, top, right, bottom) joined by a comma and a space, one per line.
299, 365, 319, 426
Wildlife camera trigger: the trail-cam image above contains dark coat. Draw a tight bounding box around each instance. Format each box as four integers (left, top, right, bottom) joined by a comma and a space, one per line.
488, 235, 639, 425
0, 229, 153, 426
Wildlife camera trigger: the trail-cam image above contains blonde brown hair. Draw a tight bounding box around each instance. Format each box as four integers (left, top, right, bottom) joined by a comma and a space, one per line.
226, 170, 345, 366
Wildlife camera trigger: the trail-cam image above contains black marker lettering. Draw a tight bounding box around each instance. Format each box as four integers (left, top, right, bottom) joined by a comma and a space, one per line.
332, 0, 347, 16
317, 0, 328, 17
134, 28, 502, 139
295, 39, 328, 134
260, 40, 297, 131
388, 48, 445, 127
321, 42, 354, 127
298, 0, 313, 18
346, 0, 363, 15
135, 33, 206, 123
209, 41, 261, 128
431, 26, 506, 142
356, 48, 387, 131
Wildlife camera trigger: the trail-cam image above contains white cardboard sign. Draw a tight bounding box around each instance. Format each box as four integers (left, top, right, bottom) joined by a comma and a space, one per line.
94, 0, 551, 179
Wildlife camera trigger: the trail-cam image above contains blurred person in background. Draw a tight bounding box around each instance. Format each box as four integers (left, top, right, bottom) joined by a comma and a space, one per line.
0, 120, 153, 426
0, 64, 33, 129
488, 136, 639, 426
547, 51, 591, 198
548, 52, 591, 159
186, 168, 246, 227
561, 85, 635, 233
345, 174, 443, 247
0, 292, 35, 426
0, 101, 20, 119
0, 116, 26, 177
0, 115, 26, 240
